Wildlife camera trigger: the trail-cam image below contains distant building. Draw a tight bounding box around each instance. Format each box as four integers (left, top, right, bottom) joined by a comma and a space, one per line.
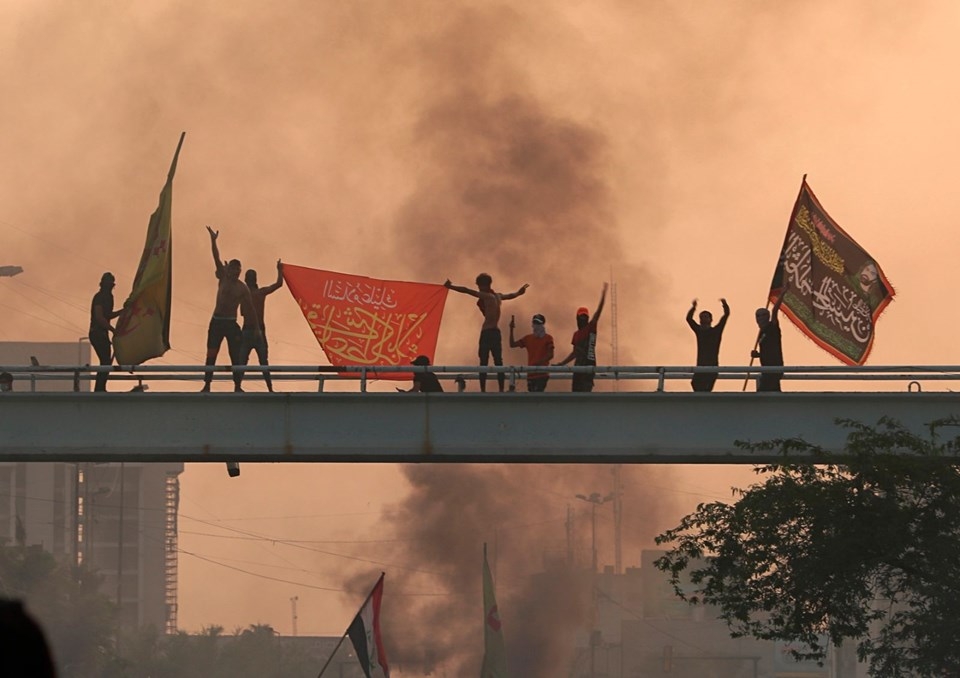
0, 341, 183, 632
564, 550, 862, 678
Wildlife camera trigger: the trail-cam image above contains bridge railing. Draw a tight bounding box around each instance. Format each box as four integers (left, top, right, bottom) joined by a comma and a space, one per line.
0, 364, 955, 392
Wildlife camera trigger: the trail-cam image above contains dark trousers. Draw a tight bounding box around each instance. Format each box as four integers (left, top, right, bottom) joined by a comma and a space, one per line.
572, 370, 595, 392
239, 326, 272, 391
89, 331, 111, 392
528, 376, 548, 392
757, 372, 783, 392
478, 328, 504, 392
691, 372, 718, 392
205, 318, 243, 389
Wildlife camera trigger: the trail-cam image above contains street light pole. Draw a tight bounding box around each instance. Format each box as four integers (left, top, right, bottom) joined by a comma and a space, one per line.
575, 492, 614, 573
575, 491, 614, 678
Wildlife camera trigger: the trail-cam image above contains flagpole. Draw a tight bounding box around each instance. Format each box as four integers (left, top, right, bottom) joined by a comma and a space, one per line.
742, 174, 806, 392
316, 572, 385, 678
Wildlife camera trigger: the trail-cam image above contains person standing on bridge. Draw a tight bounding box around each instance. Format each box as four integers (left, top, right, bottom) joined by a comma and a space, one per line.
509, 313, 554, 392
555, 283, 608, 392
203, 227, 259, 392
238, 259, 284, 392
686, 298, 730, 392
444, 274, 529, 392
752, 295, 785, 392
89, 272, 123, 392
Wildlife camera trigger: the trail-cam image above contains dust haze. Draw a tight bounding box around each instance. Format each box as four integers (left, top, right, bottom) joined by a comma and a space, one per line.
1, 0, 954, 674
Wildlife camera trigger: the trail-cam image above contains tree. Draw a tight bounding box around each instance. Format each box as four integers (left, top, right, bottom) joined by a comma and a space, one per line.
655, 417, 960, 677
0, 543, 119, 677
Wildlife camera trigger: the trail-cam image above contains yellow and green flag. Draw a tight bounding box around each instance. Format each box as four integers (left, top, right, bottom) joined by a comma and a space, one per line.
481, 543, 508, 678
114, 133, 184, 365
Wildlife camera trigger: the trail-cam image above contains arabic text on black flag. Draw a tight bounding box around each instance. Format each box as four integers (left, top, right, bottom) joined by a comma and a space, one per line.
770, 178, 894, 365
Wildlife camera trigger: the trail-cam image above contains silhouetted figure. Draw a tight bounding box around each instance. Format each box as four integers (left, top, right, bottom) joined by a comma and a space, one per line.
0, 599, 57, 677
444, 274, 529, 392
398, 355, 443, 393
556, 283, 608, 392
202, 227, 260, 392
752, 296, 785, 392
239, 259, 284, 392
0, 372, 12, 392
509, 313, 555, 392
89, 272, 122, 392
686, 298, 730, 392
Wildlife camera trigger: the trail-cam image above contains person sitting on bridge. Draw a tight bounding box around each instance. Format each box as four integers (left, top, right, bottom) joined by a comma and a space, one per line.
444, 273, 529, 392
686, 297, 730, 392
555, 283, 608, 392
752, 295, 785, 392
397, 355, 443, 393
202, 226, 260, 392
509, 313, 554, 392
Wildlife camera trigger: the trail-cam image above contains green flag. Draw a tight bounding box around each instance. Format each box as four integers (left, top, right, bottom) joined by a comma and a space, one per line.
481, 543, 507, 678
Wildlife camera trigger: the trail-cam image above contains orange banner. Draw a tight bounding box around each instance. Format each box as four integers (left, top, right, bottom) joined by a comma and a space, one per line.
283, 264, 448, 379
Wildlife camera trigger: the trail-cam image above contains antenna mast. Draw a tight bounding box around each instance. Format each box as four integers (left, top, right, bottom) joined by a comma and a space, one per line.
609, 268, 619, 390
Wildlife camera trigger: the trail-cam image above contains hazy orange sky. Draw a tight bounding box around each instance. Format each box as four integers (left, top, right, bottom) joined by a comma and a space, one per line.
2, 0, 957, 670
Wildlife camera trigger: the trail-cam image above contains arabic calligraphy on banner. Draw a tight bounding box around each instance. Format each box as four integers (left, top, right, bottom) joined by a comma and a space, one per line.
770, 179, 895, 365
283, 264, 448, 378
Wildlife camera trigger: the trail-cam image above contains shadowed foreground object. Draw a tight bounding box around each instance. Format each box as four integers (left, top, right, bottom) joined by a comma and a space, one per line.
0, 599, 57, 678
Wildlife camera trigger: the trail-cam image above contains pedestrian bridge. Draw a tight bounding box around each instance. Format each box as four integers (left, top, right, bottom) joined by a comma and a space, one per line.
2, 364, 958, 464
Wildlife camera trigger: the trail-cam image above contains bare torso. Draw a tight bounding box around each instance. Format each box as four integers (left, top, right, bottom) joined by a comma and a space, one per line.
477, 290, 501, 330
241, 289, 268, 327
213, 278, 249, 318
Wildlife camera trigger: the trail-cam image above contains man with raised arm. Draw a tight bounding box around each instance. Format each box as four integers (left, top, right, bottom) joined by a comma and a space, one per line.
238, 259, 283, 392
444, 273, 529, 392
555, 283, 608, 392
202, 226, 259, 392
686, 297, 730, 392
751, 294, 785, 392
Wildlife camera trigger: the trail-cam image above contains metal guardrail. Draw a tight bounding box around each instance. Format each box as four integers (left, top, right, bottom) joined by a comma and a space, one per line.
0, 364, 957, 392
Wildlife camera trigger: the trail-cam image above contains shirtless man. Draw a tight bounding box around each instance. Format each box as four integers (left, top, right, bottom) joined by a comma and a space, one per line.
444, 273, 529, 392
238, 259, 283, 392
203, 226, 259, 392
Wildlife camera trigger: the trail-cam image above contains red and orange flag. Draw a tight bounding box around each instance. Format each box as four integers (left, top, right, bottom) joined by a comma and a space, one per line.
283, 264, 448, 379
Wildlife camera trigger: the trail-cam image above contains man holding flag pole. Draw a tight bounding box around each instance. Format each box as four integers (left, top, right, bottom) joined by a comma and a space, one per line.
745, 175, 895, 390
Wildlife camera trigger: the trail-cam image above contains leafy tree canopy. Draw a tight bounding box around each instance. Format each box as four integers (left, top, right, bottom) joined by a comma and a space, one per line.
655, 417, 960, 678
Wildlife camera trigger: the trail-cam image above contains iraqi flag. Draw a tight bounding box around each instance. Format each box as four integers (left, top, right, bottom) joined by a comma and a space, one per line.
347, 573, 390, 678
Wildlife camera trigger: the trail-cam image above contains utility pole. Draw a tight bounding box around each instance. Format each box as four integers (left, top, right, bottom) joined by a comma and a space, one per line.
609, 268, 619, 391
576, 492, 613, 573
576, 491, 614, 678
290, 596, 299, 637
612, 466, 623, 575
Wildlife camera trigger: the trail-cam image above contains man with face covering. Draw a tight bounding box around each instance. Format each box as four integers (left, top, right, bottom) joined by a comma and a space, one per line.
751, 295, 785, 392
555, 283, 608, 392
203, 226, 260, 392
509, 313, 555, 392
686, 297, 730, 392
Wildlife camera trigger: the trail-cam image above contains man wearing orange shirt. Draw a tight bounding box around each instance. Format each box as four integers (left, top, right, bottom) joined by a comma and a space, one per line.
509, 313, 555, 392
